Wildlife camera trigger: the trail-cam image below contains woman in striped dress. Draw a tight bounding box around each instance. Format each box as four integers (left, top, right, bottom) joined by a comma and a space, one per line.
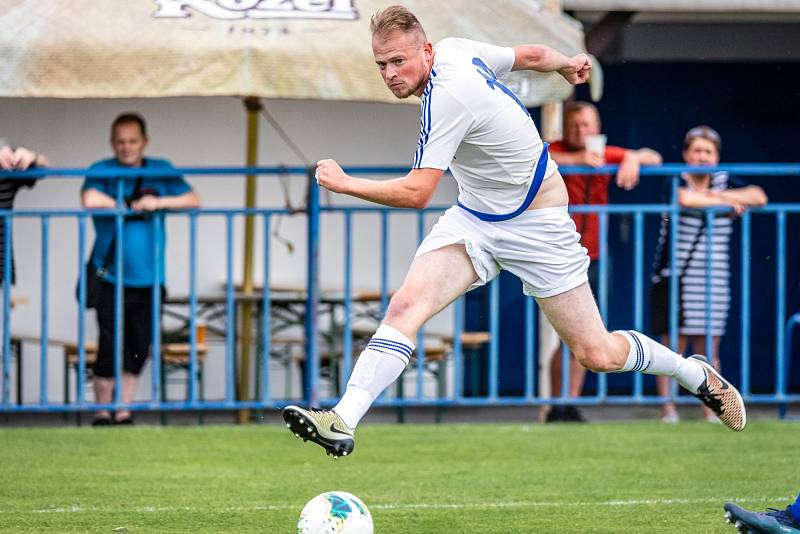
650, 126, 767, 423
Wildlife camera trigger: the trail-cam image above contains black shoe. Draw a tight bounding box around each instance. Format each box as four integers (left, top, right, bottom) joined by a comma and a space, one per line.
546, 406, 566, 423
114, 416, 134, 425
563, 405, 587, 423
91, 415, 112, 427
283, 405, 355, 458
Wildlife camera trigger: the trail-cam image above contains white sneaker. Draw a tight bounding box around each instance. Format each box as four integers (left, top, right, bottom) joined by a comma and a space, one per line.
661, 411, 680, 424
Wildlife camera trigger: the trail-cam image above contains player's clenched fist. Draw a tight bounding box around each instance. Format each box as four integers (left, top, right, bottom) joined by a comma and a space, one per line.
558, 53, 591, 85
315, 159, 350, 193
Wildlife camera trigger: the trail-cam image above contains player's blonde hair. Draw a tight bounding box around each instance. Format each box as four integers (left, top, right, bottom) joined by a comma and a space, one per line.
369, 5, 427, 43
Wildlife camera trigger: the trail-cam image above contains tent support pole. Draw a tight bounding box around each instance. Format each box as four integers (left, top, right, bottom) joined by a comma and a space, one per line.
541, 0, 563, 142
237, 96, 262, 424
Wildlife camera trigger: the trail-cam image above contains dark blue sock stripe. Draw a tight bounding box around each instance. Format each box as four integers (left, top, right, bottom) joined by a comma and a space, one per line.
367, 339, 413, 359
368, 338, 413, 356
370, 338, 413, 352
635, 334, 646, 371
629, 331, 645, 371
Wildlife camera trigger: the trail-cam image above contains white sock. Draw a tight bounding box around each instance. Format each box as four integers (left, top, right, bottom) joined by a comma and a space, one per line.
614, 330, 706, 393
333, 324, 414, 429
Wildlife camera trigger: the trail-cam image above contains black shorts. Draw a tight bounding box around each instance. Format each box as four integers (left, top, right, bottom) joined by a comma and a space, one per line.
649, 277, 683, 337
94, 281, 157, 378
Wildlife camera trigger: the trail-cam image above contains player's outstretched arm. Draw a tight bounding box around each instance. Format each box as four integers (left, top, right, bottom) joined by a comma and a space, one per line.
511, 45, 591, 85
315, 159, 444, 208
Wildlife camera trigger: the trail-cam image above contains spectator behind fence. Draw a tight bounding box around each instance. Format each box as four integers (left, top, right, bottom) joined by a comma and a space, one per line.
81, 113, 200, 426
542, 101, 662, 422
0, 141, 48, 286
650, 125, 766, 423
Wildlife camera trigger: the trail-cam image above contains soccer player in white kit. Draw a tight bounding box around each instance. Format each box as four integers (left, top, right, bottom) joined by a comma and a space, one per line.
283, 5, 746, 457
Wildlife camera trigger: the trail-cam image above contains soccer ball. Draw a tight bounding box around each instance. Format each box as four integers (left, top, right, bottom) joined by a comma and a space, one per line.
297, 491, 373, 534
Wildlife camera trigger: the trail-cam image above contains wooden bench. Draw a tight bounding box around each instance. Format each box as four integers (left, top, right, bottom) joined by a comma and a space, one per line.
8, 335, 207, 409
64, 341, 208, 404
64, 342, 208, 368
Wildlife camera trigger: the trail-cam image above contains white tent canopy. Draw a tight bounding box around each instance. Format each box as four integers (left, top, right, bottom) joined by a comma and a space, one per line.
0, 0, 586, 107
564, 0, 800, 11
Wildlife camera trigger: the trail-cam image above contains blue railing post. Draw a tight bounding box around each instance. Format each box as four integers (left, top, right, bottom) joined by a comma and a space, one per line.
598, 211, 609, 401
305, 168, 321, 407
113, 186, 125, 408
342, 211, 353, 395
380, 212, 389, 314
225, 214, 235, 404
488, 277, 500, 401
39, 215, 49, 405
740, 211, 751, 397
668, 176, 681, 402
704, 210, 714, 361
150, 214, 163, 405
633, 211, 644, 401
188, 212, 198, 404
260, 214, 271, 404
776, 210, 787, 401
2, 214, 11, 408
77, 215, 88, 406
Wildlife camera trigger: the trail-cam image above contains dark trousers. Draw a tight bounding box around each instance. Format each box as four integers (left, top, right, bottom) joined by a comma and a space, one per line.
94, 281, 154, 378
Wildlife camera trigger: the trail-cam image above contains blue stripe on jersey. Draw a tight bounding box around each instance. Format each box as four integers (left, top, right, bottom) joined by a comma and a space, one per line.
413, 69, 437, 169
456, 143, 550, 222
413, 99, 427, 168
413, 84, 432, 168
413, 93, 430, 168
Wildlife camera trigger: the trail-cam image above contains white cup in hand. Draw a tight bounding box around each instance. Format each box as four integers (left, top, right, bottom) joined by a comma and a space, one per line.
585, 134, 607, 156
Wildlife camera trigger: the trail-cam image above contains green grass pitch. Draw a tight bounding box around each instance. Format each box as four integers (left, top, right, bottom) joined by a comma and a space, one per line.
0, 420, 796, 533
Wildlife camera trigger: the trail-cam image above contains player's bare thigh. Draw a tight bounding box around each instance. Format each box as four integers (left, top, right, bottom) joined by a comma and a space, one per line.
383, 244, 479, 340
536, 281, 628, 372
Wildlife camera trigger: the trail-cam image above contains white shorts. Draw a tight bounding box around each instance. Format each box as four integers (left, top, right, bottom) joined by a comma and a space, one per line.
415, 205, 590, 298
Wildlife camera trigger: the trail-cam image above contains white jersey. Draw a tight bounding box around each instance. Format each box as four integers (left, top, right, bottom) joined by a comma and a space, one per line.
413, 37, 558, 215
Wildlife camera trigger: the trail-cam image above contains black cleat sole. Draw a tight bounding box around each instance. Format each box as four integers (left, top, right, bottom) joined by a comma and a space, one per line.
282, 407, 354, 458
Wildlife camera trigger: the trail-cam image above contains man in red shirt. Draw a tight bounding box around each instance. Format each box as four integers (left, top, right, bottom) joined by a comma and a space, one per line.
544, 101, 662, 422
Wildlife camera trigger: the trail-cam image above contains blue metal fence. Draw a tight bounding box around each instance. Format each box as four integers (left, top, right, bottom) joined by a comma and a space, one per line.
0, 163, 798, 415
